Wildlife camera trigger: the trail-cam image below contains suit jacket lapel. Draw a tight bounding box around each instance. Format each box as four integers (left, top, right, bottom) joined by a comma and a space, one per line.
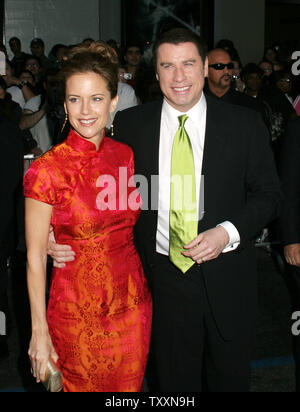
200, 96, 224, 230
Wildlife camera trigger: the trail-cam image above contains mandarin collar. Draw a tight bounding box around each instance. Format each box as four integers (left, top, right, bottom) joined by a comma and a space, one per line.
66, 128, 106, 154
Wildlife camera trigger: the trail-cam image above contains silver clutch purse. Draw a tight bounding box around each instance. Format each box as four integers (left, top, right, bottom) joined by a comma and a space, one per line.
42, 360, 63, 392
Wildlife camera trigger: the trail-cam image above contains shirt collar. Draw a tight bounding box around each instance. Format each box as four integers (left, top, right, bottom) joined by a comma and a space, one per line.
162, 93, 207, 127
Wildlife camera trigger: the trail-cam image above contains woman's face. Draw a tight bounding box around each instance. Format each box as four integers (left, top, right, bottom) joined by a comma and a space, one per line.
20, 72, 35, 85
25, 58, 41, 77
64, 71, 118, 148
265, 48, 276, 63
277, 75, 292, 94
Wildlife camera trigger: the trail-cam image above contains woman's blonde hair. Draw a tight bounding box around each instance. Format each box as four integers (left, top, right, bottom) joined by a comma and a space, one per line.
60, 41, 119, 98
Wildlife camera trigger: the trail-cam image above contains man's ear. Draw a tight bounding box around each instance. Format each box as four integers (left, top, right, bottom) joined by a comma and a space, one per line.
204, 57, 209, 78
156, 73, 160, 82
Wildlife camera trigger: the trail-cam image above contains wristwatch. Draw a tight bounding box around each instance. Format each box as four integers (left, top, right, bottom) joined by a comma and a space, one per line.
18, 80, 28, 89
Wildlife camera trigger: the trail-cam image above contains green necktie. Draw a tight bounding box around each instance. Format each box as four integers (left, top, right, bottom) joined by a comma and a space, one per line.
169, 115, 198, 274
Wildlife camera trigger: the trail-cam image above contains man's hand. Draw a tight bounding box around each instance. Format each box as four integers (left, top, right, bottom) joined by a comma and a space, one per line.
284, 244, 300, 267
182, 226, 230, 265
47, 227, 75, 268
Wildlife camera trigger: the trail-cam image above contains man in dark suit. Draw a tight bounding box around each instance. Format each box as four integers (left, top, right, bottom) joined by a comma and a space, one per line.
279, 118, 300, 392
204, 48, 268, 128
0, 112, 23, 360
49, 29, 282, 392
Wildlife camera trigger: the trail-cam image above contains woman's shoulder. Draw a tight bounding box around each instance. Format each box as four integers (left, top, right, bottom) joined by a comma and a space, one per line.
28, 141, 72, 172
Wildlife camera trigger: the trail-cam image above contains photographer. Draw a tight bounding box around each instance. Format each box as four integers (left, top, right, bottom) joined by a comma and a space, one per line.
19, 68, 65, 153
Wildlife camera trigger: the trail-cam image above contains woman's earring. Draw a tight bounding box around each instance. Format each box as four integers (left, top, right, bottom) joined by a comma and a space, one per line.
110, 114, 114, 137
61, 113, 68, 133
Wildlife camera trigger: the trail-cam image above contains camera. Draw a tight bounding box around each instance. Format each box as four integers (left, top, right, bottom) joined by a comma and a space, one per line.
122, 73, 133, 80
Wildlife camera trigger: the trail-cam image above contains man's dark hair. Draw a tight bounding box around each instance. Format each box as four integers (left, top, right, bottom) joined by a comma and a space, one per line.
152, 28, 207, 70
9, 37, 21, 46
124, 43, 144, 56
241, 63, 264, 80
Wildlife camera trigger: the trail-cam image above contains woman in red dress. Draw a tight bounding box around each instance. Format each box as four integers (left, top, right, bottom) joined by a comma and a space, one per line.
24, 42, 152, 392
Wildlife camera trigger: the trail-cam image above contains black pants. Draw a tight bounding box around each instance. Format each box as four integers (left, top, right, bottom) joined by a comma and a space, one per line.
147, 254, 255, 392
282, 264, 300, 392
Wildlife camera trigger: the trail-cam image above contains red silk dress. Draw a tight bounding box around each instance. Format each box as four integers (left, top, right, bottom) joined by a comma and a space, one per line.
24, 129, 152, 392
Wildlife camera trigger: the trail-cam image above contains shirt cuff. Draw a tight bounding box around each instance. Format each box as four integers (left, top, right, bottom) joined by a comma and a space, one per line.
217, 221, 240, 253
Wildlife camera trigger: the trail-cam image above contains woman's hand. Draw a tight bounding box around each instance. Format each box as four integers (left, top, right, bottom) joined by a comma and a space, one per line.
28, 331, 59, 384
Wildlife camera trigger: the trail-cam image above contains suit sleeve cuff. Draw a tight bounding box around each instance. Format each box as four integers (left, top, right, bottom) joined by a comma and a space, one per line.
217, 221, 241, 253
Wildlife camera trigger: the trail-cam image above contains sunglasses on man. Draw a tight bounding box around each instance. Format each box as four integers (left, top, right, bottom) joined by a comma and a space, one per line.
209, 63, 234, 70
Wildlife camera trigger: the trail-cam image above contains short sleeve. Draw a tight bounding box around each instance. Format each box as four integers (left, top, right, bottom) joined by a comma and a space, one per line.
23, 159, 57, 206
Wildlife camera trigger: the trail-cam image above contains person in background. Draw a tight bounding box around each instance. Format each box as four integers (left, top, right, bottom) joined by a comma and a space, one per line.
49, 44, 68, 69
274, 71, 294, 106
279, 118, 300, 392
0, 112, 23, 362
232, 58, 245, 93
9, 37, 30, 77
263, 46, 279, 65
205, 49, 267, 127
30, 38, 53, 76
19, 68, 63, 154
242, 63, 296, 145
2, 59, 35, 109
259, 60, 273, 78
123, 44, 143, 89
24, 55, 44, 95
107, 68, 138, 130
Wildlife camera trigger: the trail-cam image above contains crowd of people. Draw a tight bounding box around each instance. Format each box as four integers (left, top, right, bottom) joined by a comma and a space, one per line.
0, 29, 299, 392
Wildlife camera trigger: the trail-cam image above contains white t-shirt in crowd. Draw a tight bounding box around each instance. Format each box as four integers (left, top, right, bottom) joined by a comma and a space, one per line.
7, 86, 26, 109
24, 95, 52, 154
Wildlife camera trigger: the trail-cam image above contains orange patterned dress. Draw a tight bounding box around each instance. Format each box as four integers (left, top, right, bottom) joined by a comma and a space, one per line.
24, 129, 152, 392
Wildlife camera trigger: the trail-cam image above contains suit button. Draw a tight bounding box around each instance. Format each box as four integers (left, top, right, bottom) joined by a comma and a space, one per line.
149, 263, 155, 269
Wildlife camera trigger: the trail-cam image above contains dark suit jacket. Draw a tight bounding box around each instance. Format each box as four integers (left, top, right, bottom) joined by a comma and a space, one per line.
204, 84, 270, 134
0, 113, 23, 262
279, 118, 300, 246
114, 96, 282, 340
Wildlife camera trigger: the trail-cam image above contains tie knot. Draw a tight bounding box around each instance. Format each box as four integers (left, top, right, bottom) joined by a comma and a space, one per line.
178, 115, 188, 128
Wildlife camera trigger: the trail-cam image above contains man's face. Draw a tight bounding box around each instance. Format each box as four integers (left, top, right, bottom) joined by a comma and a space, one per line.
259, 62, 273, 77
245, 73, 262, 93
9, 39, 21, 55
31, 43, 44, 57
156, 42, 207, 112
125, 47, 142, 67
207, 50, 233, 91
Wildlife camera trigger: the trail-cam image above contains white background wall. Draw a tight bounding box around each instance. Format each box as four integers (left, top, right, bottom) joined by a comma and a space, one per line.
4, 0, 101, 57
214, 0, 265, 65
4, 0, 266, 66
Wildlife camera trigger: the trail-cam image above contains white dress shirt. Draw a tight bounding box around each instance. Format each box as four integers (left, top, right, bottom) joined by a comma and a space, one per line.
156, 93, 240, 256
